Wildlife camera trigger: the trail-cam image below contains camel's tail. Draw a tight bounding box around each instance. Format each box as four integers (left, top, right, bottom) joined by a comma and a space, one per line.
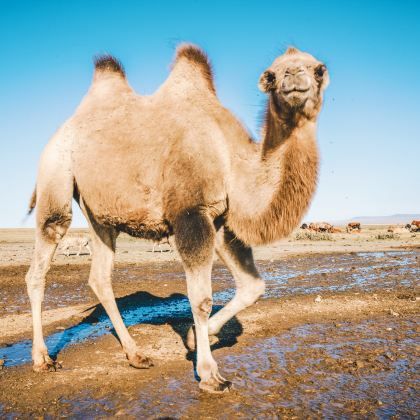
28, 187, 36, 215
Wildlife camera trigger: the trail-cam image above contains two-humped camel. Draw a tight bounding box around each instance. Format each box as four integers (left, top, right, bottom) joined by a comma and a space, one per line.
26, 44, 328, 393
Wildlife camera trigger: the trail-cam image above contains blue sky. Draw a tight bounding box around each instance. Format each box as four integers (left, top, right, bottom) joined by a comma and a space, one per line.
0, 0, 419, 227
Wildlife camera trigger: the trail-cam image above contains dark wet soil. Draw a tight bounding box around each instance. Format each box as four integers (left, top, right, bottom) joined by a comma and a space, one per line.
1, 312, 418, 419
0, 250, 419, 418
1, 251, 418, 317
100, 316, 419, 419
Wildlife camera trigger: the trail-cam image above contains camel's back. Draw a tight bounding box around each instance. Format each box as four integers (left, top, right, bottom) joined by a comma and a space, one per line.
66, 65, 244, 234
51, 48, 254, 238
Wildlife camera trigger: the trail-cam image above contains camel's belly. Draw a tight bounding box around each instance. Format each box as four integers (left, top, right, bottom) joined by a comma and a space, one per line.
77, 176, 170, 240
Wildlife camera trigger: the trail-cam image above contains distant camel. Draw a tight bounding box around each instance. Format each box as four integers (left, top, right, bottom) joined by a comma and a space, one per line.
152, 237, 172, 253
57, 234, 91, 257
308, 222, 318, 231
308, 222, 333, 232
25, 44, 328, 393
347, 222, 361, 233
407, 220, 420, 232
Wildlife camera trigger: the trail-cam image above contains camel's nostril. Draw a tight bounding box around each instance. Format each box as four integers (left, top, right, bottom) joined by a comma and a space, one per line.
285, 66, 304, 76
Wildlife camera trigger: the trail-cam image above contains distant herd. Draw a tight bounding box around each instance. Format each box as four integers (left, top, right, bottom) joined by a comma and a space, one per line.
300, 220, 420, 234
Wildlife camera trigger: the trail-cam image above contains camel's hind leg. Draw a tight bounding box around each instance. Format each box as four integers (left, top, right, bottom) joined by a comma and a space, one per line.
27, 129, 74, 371
84, 215, 153, 369
207, 227, 265, 336
26, 198, 72, 371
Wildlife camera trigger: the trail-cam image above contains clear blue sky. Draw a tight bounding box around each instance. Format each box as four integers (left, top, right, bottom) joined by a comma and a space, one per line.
0, 0, 419, 227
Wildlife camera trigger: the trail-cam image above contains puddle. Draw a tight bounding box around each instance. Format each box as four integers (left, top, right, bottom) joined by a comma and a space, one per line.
0, 288, 235, 367
1, 251, 418, 368
263, 250, 418, 297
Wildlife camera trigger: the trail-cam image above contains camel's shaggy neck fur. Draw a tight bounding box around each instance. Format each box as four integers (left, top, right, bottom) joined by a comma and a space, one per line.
227, 97, 319, 245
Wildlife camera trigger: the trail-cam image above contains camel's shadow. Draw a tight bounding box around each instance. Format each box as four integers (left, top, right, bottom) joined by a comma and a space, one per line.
49, 290, 242, 369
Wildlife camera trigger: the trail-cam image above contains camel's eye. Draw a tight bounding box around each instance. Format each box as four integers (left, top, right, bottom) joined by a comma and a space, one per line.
314, 64, 326, 81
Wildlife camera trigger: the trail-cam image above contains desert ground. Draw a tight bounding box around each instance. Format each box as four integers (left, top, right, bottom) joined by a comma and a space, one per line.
0, 226, 419, 418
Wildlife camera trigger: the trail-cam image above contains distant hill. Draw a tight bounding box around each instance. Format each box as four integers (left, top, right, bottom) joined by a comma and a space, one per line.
333, 214, 420, 225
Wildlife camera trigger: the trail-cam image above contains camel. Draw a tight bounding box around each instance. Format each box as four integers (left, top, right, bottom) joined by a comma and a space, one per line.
405, 221, 420, 232
347, 222, 361, 233
25, 44, 328, 393
410, 220, 420, 232
151, 237, 172, 253
308, 222, 333, 232
57, 234, 91, 257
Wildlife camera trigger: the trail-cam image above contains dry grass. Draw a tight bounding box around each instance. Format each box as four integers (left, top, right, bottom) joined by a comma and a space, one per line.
294, 230, 332, 241
374, 232, 400, 240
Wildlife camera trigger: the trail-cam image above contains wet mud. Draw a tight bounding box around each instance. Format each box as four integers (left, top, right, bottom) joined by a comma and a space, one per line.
0, 250, 419, 418
92, 316, 419, 419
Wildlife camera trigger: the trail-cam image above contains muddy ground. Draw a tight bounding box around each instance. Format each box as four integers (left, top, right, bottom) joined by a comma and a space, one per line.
0, 229, 419, 418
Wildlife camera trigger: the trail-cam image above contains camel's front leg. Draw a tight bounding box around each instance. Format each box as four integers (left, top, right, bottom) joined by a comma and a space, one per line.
174, 211, 232, 393
208, 227, 265, 336
87, 224, 153, 369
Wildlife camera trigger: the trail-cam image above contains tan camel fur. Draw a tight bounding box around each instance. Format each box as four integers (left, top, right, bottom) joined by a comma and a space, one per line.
26, 44, 328, 393
57, 234, 91, 257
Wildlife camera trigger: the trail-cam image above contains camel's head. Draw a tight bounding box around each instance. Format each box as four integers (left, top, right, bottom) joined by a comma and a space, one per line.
259, 47, 329, 118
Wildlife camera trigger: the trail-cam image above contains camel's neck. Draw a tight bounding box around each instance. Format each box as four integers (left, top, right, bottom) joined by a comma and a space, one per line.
227, 97, 319, 245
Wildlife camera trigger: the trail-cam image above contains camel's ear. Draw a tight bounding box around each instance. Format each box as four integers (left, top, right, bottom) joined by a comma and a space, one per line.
259, 70, 276, 92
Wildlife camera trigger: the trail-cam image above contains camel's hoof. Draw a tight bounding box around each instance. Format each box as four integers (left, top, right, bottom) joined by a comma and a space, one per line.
128, 353, 154, 369
199, 378, 232, 394
33, 357, 61, 373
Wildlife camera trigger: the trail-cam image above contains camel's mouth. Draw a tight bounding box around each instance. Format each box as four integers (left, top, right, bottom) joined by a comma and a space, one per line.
282, 87, 310, 94
279, 87, 311, 107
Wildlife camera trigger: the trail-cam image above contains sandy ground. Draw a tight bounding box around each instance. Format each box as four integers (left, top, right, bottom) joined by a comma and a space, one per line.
0, 227, 419, 418
1, 226, 419, 266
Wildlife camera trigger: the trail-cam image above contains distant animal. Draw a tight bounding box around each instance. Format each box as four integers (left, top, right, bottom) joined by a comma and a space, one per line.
346, 222, 361, 233
300, 223, 308, 229
57, 235, 91, 257
308, 222, 333, 232
408, 220, 420, 232
152, 237, 172, 253
25, 44, 328, 393
318, 222, 333, 232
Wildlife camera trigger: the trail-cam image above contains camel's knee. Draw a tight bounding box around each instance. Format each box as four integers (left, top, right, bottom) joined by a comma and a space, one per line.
238, 278, 265, 306
191, 297, 213, 322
